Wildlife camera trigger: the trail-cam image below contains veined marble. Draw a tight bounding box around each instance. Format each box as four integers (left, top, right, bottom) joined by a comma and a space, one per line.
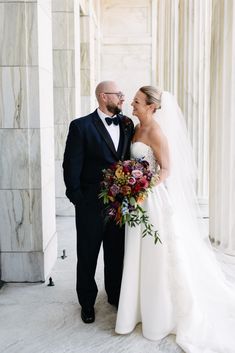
52, 0, 76, 217
54, 124, 68, 161
38, 69, 54, 129
53, 87, 75, 124
53, 50, 75, 88
41, 181, 56, 248
40, 127, 56, 187
55, 160, 66, 198
102, 0, 151, 35
100, 0, 152, 118
0, 67, 40, 129
0, 2, 37, 66
52, 0, 74, 12
1, 229, 57, 282
0, 189, 42, 251
0, 0, 57, 282
0, 128, 41, 189
52, 12, 74, 50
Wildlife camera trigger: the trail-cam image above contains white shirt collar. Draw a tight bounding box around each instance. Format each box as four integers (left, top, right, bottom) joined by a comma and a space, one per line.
97, 108, 116, 122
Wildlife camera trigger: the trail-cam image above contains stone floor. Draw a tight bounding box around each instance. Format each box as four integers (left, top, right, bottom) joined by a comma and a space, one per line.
1, 216, 235, 353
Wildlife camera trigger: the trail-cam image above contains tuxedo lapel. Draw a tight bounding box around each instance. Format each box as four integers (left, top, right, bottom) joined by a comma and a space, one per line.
92, 113, 119, 159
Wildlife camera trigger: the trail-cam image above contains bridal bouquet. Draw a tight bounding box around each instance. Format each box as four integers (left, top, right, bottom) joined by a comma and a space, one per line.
99, 158, 161, 244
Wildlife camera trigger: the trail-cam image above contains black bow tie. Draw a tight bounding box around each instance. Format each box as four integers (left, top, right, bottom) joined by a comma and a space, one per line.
105, 116, 120, 126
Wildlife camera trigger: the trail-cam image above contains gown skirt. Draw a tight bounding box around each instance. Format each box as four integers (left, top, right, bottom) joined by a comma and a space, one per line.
115, 142, 235, 353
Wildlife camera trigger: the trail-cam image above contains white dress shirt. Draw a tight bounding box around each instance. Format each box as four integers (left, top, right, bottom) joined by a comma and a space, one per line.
97, 108, 120, 150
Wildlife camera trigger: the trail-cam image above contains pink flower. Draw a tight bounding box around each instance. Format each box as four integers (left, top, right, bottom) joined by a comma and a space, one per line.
131, 169, 143, 178
128, 177, 136, 185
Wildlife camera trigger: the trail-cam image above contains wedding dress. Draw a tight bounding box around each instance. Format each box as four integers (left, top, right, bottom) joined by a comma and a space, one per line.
115, 96, 235, 353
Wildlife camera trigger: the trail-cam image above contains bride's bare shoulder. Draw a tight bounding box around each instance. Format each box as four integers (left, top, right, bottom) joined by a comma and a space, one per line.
149, 122, 164, 138
148, 123, 168, 152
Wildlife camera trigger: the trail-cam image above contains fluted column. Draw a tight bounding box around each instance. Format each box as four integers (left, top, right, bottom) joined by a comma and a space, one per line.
0, 0, 57, 281
155, 0, 211, 216
209, 0, 235, 254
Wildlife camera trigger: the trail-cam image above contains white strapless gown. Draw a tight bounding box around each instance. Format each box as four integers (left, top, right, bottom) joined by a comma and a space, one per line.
115, 142, 235, 353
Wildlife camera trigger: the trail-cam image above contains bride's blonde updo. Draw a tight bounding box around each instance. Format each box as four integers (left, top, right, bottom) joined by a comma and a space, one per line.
139, 86, 162, 112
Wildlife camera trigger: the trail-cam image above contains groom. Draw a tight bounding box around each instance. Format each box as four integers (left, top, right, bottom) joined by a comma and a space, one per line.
63, 81, 134, 323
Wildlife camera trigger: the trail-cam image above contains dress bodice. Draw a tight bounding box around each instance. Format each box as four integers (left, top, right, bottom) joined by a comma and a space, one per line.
131, 141, 158, 173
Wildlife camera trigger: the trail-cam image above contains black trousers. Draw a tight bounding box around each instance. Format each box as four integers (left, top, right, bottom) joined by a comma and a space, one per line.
75, 194, 124, 309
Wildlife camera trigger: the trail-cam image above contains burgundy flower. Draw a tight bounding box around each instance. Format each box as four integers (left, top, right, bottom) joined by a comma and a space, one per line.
138, 177, 149, 188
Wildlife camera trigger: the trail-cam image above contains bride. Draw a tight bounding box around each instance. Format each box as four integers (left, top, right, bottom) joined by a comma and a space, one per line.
115, 86, 235, 353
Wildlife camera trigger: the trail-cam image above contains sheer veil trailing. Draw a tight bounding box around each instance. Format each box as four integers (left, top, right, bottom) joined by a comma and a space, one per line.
155, 91, 208, 242
154, 91, 235, 353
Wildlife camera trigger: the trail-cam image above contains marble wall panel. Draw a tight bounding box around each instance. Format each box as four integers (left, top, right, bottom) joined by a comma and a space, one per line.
54, 124, 68, 161
102, 44, 151, 72
0, 129, 41, 189
80, 15, 91, 43
80, 0, 89, 15
80, 69, 92, 96
55, 160, 65, 198
80, 43, 90, 69
0, 0, 36, 2
52, 12, 74, 50
80, 95, 93, 116
56, 197, 75, 216
1, 229, 57, 282
38, 2, 53, 72
101, 0, 151, 35
101, 44, 151, 116
0, 2, 38, 66
0, 67, 40, 128
43, 230, 57, 280
0, 189, 42, 252
53, 50, 75, 88
52, 0, 74, 12
38, 0, 52, 18
1, 251, 44, 282
38, 68, 54, 129
41, 181, 56, 249
40, 126, 55, 188
53, 87, 75, 124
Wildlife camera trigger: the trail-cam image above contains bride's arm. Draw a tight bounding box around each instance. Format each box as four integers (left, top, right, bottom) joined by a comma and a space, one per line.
149, 125, 170, 185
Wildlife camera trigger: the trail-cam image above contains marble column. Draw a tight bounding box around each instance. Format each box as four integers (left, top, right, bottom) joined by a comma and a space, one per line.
80, 1, 100, 115
155, 0, 211, 216
52, 0, 99, 216
0, 0, 57, 281
52, 0, 76, 216
209, 0, 235, 254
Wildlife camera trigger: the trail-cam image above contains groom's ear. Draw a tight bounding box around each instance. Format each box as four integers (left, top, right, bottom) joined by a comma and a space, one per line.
99, 92, 106, 102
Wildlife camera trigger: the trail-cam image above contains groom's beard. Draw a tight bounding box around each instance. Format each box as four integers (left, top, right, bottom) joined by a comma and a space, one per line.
106, 103, 122, 115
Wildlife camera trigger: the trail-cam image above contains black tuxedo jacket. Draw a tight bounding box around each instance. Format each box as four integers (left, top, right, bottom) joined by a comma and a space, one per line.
63, 109, 134, 205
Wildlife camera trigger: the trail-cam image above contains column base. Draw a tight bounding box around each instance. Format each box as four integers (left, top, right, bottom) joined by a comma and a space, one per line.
1, 232, 57, 282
